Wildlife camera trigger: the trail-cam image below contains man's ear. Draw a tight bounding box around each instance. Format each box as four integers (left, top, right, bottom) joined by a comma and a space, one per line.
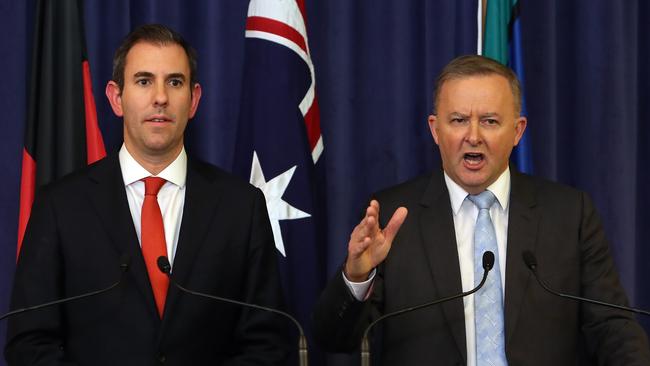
188, 83, 202, 119
513, 116, 527, 146
105, 81, 124, 117
428, 114, 440, 145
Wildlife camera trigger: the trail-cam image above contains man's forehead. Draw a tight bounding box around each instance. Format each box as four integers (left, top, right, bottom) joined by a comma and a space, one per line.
439, 76, 512, 102
124, 41, 190, 72
440, 74, 510, 91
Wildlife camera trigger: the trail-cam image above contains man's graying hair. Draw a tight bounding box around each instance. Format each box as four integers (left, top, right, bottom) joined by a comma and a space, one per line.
433, 55, 522, 116
111, 24, 198, 91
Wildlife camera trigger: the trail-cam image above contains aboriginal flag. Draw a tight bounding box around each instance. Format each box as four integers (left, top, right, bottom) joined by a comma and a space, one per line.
18, 0, 105, 254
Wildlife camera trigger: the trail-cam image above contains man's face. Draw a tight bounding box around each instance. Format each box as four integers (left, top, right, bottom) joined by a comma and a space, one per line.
106, 42, 201, 161
428, 75, 526, 194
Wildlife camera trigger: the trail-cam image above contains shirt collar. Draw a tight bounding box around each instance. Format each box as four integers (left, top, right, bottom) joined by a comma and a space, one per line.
444, 167, 511, 215
119, 144, 187, 188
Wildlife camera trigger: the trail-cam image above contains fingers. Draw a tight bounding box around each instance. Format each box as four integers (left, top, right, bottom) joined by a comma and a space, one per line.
347, 202, 406, 261
344, 203, 407, 282
364, 200, 380, 236
348, 235, 371, 257
383, 207, 408, 244
350, 200, 381, 246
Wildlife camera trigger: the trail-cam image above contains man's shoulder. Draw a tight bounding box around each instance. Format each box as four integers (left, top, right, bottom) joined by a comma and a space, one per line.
513, 170, 585, 198
370, 172, 443, 214
37, 154, 119, 196
186, 156, 261, 197
375, 173, 435, 199
511, 170, 593, 213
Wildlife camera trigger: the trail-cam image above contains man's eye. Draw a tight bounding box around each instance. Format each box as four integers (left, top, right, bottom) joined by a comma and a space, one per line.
136, 79, 150, 86
483, 119, 499, 125
451, 118, 467, 124
169, 79, 183, 87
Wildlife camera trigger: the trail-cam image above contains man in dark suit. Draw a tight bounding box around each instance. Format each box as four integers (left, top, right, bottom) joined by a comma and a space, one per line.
313, 55, 650, 365
5, 24, 289, 365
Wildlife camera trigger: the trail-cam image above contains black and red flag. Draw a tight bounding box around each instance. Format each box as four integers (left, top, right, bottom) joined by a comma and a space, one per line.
18, 0, 105, 254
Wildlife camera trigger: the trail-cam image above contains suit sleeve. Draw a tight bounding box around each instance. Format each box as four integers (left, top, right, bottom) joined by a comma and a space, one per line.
312, 268, 380, 353
312, 195, 386, 353
314, 271, 371, 352
4, 188, 79, 366
222, 189, 291, 366
578, 192, 650, 365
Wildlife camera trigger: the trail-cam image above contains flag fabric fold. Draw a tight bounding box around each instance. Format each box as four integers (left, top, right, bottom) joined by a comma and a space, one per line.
18, 0, 106, 254
235, 0, 325, 361
482, 0, 532, 173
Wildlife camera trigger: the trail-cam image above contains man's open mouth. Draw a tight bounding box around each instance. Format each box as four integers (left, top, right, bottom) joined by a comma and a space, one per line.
464, 152, 484, 165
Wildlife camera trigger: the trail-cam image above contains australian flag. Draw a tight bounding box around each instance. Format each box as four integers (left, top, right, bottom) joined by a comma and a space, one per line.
234, 0, 326, 362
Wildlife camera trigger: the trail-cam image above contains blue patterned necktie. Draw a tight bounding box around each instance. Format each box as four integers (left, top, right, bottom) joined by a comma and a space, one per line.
468, 190, 507, 366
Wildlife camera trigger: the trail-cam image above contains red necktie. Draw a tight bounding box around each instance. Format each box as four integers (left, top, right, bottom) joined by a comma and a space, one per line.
141, 177, 169, 317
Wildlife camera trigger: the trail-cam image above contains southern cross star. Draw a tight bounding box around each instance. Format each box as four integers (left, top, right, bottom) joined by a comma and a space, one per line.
249, 151, 310, 256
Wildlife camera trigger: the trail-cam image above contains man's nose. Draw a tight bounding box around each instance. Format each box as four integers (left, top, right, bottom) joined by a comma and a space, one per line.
153, 83, 169, 107
465, 120, 482, 145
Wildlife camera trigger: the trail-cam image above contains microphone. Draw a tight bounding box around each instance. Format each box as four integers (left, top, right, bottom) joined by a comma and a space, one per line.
0, 254, 130, 321
156, 256, 309, 366
360, 251, 495, 366
522, 250, 650, 316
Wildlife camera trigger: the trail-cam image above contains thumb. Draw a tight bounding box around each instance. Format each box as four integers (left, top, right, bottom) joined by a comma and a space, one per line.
383, 207, 408, 244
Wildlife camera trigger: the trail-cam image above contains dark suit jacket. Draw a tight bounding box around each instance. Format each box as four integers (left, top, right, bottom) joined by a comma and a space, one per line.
5, 154, 290, 366
313, 169, 650, 365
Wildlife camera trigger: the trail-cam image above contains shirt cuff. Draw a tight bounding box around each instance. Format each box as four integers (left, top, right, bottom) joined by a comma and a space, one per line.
342, 268, 376, 301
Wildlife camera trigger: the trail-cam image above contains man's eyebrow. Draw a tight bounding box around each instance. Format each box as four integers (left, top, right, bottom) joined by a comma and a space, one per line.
166, 73, 187, 81
479, 112, 501, 118
448, 112, 470, 119
133, 71, 154, 79
130, 72, 187, 81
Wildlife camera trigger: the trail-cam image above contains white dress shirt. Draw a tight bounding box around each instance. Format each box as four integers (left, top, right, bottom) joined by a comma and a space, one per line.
345, 168, 511, 366
446, 169, 510, 366
119, 144, 187, 268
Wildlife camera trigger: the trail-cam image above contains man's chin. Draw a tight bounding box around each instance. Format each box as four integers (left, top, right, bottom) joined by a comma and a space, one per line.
455, 173, 491, 194
141, 140, 182, 156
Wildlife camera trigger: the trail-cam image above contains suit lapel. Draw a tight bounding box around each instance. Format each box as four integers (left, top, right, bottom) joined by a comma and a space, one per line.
159, 158, 223, 336
504, 170, 540, 346
86, 155, 160, 320
418, 171, 468, 362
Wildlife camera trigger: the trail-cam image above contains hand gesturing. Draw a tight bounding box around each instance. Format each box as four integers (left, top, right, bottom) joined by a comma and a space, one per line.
344, 200, 408, 282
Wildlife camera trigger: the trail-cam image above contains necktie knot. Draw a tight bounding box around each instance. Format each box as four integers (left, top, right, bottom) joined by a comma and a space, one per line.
468, 190, 496, 210
143, 177, 166, 196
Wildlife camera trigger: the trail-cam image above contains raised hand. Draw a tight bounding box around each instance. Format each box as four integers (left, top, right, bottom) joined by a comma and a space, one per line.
344, 200, 408, 282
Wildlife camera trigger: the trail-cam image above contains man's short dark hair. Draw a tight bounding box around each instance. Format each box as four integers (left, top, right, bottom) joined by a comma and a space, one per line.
433, 55, 522, 116
111, 24, 198, 91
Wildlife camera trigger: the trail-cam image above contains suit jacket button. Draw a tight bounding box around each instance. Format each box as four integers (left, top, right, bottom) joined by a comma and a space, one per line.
158, 353, 166, 363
